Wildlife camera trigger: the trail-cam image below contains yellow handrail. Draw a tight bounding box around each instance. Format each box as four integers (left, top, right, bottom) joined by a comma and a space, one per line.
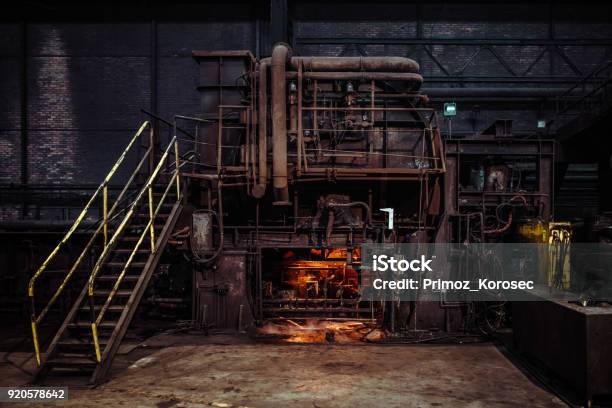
88, 135, 180, 362
85, 136, 177, 294
32, 145, 153, 326
28, 121, 153, 367
94, 169, 177, 330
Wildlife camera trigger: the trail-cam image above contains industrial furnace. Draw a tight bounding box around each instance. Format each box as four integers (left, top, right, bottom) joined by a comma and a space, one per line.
181, 44, 553, 335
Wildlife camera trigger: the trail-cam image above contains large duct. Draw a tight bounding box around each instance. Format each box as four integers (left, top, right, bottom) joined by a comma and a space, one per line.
271, 43, 292, 204
290, 56, 420, 73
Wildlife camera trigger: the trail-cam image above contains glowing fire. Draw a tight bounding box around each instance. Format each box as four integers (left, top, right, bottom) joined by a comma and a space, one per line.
257, 319, 385, 343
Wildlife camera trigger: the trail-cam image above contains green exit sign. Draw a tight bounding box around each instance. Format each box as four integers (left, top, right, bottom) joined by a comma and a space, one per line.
443, 102, 457, 117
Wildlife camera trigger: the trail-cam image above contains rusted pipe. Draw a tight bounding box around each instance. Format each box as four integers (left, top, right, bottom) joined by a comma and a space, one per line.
290, 56, 420, 73
253, 58, 269, 198
271, 43, 292, 204
484, 212, 513, 235
290, 71, 423, 91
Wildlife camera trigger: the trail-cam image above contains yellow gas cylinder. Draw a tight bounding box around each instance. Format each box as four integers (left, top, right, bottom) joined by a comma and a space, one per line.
547, 222, 572, 290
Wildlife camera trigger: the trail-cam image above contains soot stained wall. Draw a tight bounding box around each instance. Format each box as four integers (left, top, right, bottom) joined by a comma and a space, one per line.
0, 21, 255, 189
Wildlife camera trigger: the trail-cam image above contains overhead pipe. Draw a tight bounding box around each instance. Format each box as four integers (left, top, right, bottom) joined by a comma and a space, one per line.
290, 56, 420, 73
253, 58, 269, 199
271, 43, 292, 204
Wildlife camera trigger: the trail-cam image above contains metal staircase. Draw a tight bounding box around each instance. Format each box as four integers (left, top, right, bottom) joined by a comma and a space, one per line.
27, 121, 184, 384
550, 60, 612, 140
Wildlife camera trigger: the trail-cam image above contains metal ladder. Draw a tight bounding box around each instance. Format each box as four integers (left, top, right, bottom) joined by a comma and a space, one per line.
27, 121, 183, 384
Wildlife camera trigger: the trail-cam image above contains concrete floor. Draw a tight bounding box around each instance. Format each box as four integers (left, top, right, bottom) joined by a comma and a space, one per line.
0, 335, 565, 408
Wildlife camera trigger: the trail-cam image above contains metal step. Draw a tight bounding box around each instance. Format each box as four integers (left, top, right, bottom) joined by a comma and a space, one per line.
128, 224, 164, 230
57, 339, 108, 349
112, 249, 150, 254
93, 290, 133, 297
96, 275, 139, 282
118, 236, 151, 242
137, 213, 170, 219
106, 262, 146, 268
47, 357, 98, 369
68, 321, 118, 329
79, 305, 125, 312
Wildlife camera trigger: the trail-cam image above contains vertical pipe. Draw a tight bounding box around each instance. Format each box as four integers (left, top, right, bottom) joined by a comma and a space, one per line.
313, 80, 319, 161
253, 60, 268, 198
217, 106, 223, 174
271, 43, 291, 204
249, 107, 257, 190
297, 60, 303, 176
244, 108, 250, 180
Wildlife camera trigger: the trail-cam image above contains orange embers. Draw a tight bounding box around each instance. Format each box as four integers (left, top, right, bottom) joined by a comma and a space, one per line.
256, 319, 385, 343
277, 259, 359, 299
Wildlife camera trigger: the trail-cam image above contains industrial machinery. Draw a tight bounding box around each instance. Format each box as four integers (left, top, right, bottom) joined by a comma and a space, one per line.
189, 45, 448, 332
32, 44, 612, 393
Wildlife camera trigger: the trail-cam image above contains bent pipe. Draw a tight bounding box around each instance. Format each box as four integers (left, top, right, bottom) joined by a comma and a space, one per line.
252, 58, 269, 199
290, 56, 420, 73
271, 43, 292, 204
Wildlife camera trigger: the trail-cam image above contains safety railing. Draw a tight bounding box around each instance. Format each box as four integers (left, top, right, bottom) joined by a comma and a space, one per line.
87, 135, 180, 362
28, 121, 155, 367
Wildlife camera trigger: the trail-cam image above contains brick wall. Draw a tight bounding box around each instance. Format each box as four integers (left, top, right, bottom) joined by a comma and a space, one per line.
0, 19, 255, 221
0, 23, 22, 185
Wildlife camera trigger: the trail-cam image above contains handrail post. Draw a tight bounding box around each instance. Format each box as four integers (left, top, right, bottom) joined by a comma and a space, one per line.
103, 184, 108, 246
174, 138, 181, 200
148, 123, 156, 176
88, 287, 101, 362
30, 294, 41, 366
148, 184, 155, 253
31, 319, 41, 366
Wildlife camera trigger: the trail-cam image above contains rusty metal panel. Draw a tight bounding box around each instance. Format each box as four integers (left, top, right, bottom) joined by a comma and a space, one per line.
195, 255, 253, 331
192, 211, 213, 256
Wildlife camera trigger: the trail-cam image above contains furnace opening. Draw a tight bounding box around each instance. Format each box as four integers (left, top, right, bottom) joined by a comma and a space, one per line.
256, 247, 384, 342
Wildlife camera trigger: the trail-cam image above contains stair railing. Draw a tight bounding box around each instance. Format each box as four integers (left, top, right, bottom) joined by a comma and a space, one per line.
86, 135, 180, 362
550, 60, 612, 134
27, 121, 155, 367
